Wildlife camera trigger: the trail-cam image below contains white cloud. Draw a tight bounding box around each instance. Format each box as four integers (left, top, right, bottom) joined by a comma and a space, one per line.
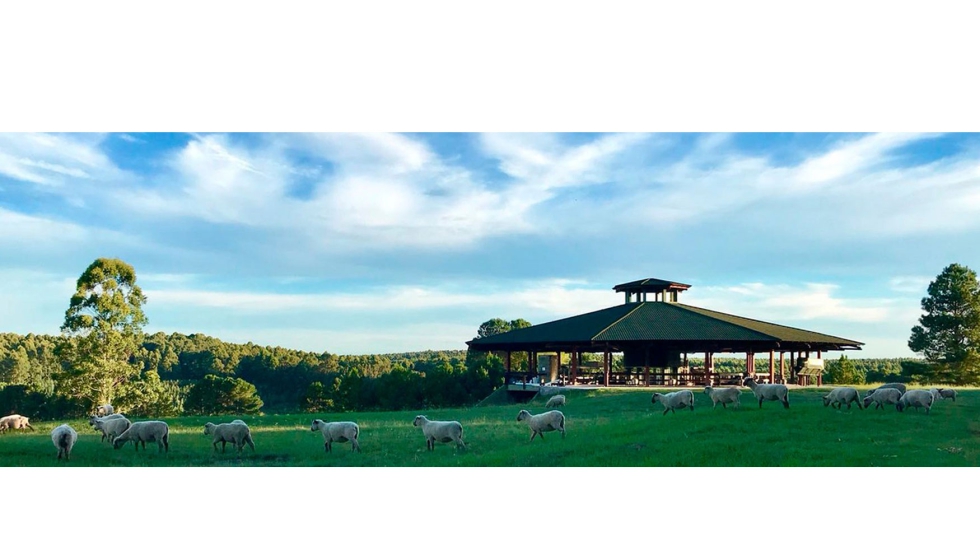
0, 133, 118, 187
687, 282, 896, 323
889, 276, 932, 293
0, 206, 90, 245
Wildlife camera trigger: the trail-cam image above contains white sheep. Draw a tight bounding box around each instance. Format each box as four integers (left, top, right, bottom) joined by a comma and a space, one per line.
866, 382, 907, 397
932, 388, 957, 402
896, 389, 935, 414
862, 387, 903, 410
0, 414, 35, 433
310, 419, 360, 453
651, 390, 695, 415
741, 377, 789, 409
516, 409, 565, 441
545, 394, 566, 408
704, 385, 741, 409
204, 421, 255, 454
89, 414, 132, 444
412, 415, 465, 451
96, 404, 114, 416
51, 424, 78, 462
112, 421, 170, 452
823, 387, 863, 410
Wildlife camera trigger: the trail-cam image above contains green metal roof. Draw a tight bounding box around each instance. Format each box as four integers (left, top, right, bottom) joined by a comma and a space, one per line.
466, 301, 863, 350
613, 278, 691, 292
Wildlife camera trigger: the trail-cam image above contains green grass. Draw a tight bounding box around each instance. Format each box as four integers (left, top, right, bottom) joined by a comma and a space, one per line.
2, 386, 977, 466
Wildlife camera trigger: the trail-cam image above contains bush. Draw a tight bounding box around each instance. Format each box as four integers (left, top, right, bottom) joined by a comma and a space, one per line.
184, 375, 264, 415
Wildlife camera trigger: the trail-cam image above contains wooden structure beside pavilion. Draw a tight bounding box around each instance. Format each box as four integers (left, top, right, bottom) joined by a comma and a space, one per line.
465, 278, 863, 391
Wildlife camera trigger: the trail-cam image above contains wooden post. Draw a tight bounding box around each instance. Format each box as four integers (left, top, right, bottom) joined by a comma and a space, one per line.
571, 349, 579, 386
790, 351, 795, 384
768, 350, 775, 384
604, 349, 610, 387
779, 352, 785, 383
746, 352, 755, 378
556, 351, 562, 385
705, 351, 713, 385
816, 350, 822, 386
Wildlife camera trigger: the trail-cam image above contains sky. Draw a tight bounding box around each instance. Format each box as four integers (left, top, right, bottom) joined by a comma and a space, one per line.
1, 132, 977, 358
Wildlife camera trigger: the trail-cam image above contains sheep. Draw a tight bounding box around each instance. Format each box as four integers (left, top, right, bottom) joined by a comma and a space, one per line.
823, 387, 863, 410
204, 421, 255, 454
932, 388, 957, 402
545, 394, 566, 408
516, 409, 565, 441
112, 421, 169, 452
0, 414, 35, 433
866, 382, 907, 397
651, 390, 695, 415
89, 414, 131, 444
896, 389, 935, 414
310, 419, 360, 453
96, 404, 114, 416
862, 387, 903, 410
741, 377, 789, 409
704, 385, 741, 409
412, 415, 465, 451
51, 424, 78, 462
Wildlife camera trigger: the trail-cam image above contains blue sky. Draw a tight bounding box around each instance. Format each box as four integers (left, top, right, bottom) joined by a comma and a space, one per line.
1, 132, 978, 357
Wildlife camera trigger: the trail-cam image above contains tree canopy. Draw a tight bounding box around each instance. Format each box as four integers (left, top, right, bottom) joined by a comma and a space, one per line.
908, 263, 980, 384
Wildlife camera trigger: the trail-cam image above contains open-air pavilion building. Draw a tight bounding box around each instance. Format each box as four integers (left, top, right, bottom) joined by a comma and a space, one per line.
466, 278, 863, 394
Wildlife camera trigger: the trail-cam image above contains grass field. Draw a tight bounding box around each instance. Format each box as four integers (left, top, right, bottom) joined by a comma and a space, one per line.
1, 386, 977, 467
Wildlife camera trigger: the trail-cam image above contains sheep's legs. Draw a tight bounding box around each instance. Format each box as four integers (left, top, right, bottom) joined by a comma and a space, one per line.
530, 432, 538, 442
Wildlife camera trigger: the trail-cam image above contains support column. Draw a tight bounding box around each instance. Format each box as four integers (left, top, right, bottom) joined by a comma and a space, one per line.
705, 352, 714, 385
769, 350, 775, 384
603, 349, 610, 387
816, 350, 822, 386
746, 352, 755, 379
779, 352, 785, 384
571, 349, 579, 386
556, 351, 562, 385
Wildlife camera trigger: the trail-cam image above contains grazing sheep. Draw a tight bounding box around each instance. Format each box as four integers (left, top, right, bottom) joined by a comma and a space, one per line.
89, 414, 131, 444
96, 404, 114, 416
112, 421, 169, 452
51, 424, 78, 462
412, 415, 465, 451
651, 390, 695, 415
704, 385, 741, 409
866, 382, 907, 397
0, 414, 35, 433
204, 421, 255, 454
516, 409, 565, 441
823, 387, 863, 410
932, 388, 957, 402
545, 394, 566, 408
310, 420, 360, 453
862, 387, 903, 410
741, 377, 789, 409
896, 389, 935, 414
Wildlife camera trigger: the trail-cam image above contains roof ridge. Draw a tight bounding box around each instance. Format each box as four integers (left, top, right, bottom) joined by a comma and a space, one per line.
592, 302, 647, 341
674, 302, 861, 343
666, 302, 780, 341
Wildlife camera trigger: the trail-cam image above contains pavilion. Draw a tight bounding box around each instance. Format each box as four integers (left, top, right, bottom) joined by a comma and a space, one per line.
465, 278, 863, 390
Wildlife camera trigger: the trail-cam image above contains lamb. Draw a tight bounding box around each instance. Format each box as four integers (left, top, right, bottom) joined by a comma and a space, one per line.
823, 387, 863, 410
516, 409, 565, 441
862, 387, 903, 410
96, 404, 114, 416
0, 414, 35, 433
89, 414, 132, 444
412, 415, 465, 451
651, 390, 695, 415
932, 388, 957, 402
896, 389, 935, 414
310, 419, 360, 453
204, 421, 255, 454
51, 424, 78, 462
866, 382, 907, 397
545, 394, 566, 408
704, 385, 741, 409
112, 421, 169, 452
741, 377, 789, 409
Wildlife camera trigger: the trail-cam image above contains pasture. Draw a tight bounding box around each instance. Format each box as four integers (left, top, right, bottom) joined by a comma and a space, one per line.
0, 387, 977, 467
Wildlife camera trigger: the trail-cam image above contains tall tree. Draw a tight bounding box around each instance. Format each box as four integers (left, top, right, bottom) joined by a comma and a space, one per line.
908, 263, 980, 384
58, 258, 148, 408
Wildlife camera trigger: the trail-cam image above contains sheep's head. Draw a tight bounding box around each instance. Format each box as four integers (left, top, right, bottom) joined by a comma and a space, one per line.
651, 393, 662, 404
112, 437, 127, 449
862, 396, 873, 408
88, 416, 100, 427
516, 410, 531, 422
413, 415, 426, 427
203, 422, 216, 435
311, 420, 323, 432
822, 395, 831, 407
703, 385, 713, 393
895, 401, 905, 412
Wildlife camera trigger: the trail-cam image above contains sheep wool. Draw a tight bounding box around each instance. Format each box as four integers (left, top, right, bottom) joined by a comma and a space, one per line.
516, 409, 565, 441
310, 420, 360, 453
545, 394, 566, 408
112, 421, 170, 453
96, 404, 114, 416
89, 415, 132, 444
0, 414, 35, 433
204, 421, 255, 454
823, 387, 863, 410
896, 389, 935, 414
412, 415, 465, 451
741, 377, 789, 409
51, 424, 78, 462
651, 390, 695, 415
703, 385, 741, 409
862, 387, 903, 410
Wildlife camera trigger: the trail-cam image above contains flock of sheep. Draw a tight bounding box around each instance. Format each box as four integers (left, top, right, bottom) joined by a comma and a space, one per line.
0, 380, 959, 462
